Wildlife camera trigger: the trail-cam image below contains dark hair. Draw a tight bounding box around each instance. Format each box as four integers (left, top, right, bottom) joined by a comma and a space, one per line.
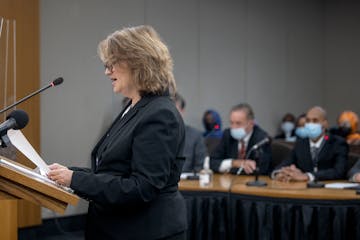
295, 113, 306, 127
282, 113, 295, 122
174, 92, 186, 110
231, 103, 254, 120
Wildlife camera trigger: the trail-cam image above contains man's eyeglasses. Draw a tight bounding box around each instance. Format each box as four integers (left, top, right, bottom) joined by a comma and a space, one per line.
104, 63, 114, 72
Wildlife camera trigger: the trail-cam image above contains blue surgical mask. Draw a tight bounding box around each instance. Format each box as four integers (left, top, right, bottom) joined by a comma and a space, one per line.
230, 127, 246, 140
281, 121, 295, 133
305, 123, 323, 140
295, 127, 308, 138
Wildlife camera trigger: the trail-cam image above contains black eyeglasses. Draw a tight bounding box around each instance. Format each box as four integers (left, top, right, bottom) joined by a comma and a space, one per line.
104, 63, 114, 72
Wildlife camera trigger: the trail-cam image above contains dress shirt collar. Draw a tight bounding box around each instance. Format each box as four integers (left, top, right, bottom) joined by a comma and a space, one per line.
241, 130, 253, 146
309, 135, 324, 148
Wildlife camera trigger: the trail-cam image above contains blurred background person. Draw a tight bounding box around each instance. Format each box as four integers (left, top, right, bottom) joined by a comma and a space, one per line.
275, 113, 296, 142
294, 113, 307, 139
202, 109, 223, 155
272, 106, 348, 182
330, 110, 360, 145
175, 93, 207, 173
202, 109, 223, 138
210, 103, 272, 175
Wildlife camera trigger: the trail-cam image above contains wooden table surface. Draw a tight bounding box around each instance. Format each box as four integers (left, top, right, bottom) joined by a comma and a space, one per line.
179, 174, 360, 200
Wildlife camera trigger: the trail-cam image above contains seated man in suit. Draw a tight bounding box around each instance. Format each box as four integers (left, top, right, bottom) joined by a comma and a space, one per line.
210, 103, 272, 175
174, 93, 207, 172
272, 106, 348, 182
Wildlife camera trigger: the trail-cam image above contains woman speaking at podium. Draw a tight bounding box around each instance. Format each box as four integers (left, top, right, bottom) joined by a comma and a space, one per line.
48, 25, 187, 240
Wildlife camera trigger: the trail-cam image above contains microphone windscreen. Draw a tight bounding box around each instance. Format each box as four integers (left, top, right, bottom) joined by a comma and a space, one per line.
52, 77, 64, 86
7, 109, 29, 130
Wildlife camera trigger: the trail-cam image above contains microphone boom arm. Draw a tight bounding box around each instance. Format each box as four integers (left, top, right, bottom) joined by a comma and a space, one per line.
0, 78, 63, 114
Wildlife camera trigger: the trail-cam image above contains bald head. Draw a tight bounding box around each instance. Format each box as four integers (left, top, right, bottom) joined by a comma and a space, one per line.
306, 106, 328, 130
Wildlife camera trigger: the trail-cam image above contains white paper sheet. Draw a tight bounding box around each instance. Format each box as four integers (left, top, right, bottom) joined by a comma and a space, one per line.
324, 182, 359, 189
7, 129, 50, 175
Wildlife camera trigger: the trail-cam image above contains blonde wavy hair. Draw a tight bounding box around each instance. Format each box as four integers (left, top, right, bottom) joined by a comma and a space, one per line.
98, 25, 176, 97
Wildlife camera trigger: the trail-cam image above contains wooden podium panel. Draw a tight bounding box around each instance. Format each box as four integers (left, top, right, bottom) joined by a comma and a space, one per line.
0, 191, 17, 240
17, 200, 41, 228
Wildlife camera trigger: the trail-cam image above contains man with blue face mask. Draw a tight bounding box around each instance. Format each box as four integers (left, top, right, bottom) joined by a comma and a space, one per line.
272, 106, 348, 182
210, 103, 272, 175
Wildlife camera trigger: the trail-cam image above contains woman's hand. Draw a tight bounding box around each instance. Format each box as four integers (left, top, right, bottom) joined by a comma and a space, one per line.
47, 163, 73, 187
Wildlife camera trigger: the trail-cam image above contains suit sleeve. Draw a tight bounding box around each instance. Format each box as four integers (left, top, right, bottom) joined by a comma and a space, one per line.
70, 107, 181, 205
313, 139, 348, 180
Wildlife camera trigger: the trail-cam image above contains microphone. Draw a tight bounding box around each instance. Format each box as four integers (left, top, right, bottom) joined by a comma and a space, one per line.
237, 137, 271, 176
0, 77, 63, 114
0, 109, 29, 147
250, 137, 270, 151
245, 137, 271, 187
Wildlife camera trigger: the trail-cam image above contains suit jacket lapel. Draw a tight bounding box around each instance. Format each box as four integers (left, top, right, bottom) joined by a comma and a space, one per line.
93, 95, 159, 162
246, 129, 257, 153
230, 137, 238, 158
107, 107, 138, 139
107, 95, 157, 138
316, 137, 330, 165
91, 102, 132, 158
302, 140, 314, 170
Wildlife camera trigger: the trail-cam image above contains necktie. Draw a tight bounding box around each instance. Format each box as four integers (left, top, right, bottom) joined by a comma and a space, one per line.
310, 147, 318, 161
238, 140, 246, 159
310, 146, 319, 172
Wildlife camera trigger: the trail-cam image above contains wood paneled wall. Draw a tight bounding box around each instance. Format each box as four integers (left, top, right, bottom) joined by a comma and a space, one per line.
0, 0, 41, 227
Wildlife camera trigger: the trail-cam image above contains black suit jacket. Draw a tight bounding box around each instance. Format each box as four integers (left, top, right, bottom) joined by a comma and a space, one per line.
210, 125, 272, 175
274, 134, 348, 180
70, 94, 187, 240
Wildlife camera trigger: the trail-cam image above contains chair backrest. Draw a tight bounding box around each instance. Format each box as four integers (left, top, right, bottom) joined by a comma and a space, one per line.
270, 140, 294, 170
205, 137, 221, 156
347, 152, 360, 172
350, 145, 360, 155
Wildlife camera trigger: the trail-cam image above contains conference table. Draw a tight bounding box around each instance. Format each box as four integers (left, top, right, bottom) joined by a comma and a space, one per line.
179, 174, 360, 240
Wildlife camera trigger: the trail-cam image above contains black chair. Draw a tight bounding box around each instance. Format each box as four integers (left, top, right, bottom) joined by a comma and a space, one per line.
270, 140, 294, 170
204, 137, 221, 156
347, 152, 360, 172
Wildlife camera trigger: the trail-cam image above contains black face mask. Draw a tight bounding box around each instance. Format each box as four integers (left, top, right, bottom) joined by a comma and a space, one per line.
337, 126, 351, 138
205, 122, 215, 131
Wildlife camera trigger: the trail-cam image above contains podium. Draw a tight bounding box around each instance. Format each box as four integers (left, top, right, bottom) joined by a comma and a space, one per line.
0, 155, 80, 240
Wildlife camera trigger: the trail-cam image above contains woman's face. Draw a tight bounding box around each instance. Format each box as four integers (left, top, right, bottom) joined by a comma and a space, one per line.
105, 61, 137, 97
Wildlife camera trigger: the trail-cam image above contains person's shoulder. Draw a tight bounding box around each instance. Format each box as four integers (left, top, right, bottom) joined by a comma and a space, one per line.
253, 125, 269, 138
221, 128, 231, 137
139, 96, 181, 123
185, 125, 202, 136
141, 95, 176, 113
328, 134, 347, 145
147, 95, 173, 107
291, 137, 308, 151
